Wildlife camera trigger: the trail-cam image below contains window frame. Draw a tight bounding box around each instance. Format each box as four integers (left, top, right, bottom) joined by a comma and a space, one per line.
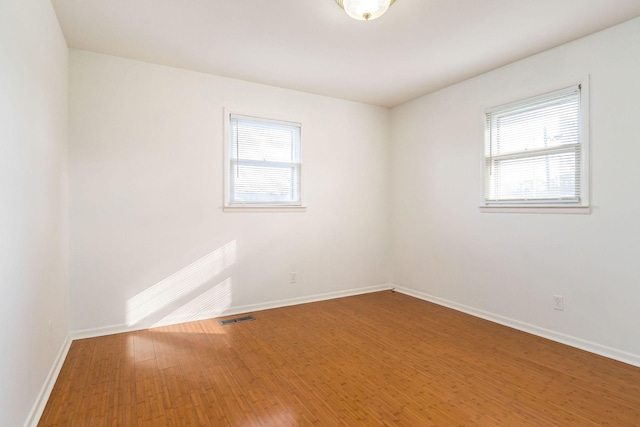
223, 109, 306, 212
479, 79, 590, 214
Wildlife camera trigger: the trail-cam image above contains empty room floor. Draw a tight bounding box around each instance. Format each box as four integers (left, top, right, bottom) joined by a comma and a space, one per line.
39, 291, 640, 426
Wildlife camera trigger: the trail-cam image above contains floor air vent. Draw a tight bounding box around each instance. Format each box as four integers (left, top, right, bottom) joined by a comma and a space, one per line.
219, 315, 256, 326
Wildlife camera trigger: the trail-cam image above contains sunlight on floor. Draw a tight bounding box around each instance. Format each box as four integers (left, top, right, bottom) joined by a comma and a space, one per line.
126, 241, 236, 325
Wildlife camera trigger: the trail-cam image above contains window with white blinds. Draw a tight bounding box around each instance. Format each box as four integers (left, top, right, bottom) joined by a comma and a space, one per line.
484, 85, 587, 207
227, 114, 302, 206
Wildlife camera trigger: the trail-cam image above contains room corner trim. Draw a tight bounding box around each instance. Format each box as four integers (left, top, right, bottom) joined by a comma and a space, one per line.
24, 335, 72, 427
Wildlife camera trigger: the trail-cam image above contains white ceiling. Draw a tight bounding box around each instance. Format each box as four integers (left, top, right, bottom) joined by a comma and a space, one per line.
51, 0, 640, 107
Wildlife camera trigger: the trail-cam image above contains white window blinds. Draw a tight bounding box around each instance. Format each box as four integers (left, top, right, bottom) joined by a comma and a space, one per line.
484, 85, 583, 205
228, 114, 302, 206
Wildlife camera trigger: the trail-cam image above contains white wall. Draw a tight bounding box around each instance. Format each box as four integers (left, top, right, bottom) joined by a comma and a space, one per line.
0, 0, 70, 426
390, 17, 640, 363
69, 50, 391, 333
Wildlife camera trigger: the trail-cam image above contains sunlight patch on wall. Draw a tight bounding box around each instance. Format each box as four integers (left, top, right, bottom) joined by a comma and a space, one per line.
152, 277, 233, 328
126, 241, 236, 326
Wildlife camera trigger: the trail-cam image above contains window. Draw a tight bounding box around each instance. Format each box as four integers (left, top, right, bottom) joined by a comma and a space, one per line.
482, 83, 589, 212
225, 113, 302, 208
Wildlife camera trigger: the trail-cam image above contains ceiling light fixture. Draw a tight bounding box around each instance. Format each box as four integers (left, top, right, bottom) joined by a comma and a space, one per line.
335, 0, 396, 21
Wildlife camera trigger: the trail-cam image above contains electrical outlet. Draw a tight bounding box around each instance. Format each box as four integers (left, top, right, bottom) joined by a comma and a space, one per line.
290, 272, 297, 284
553, 295, 564, 311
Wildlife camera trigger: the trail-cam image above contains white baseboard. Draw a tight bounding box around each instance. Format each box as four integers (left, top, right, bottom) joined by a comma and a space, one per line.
392, 285, 640, 368
24, 335, 72, 427
71, 284, 393, 340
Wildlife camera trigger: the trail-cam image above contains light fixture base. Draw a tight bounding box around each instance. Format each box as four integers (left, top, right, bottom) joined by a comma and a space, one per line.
335, 0, 397, 21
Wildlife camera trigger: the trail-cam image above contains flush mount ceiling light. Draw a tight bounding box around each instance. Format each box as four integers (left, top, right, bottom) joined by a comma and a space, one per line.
335, 0, 397, 21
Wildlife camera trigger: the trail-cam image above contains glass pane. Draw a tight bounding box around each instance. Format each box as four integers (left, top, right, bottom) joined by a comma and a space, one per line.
232, 120, 299, 163
493, 95, 579, 155
489, 151, 578, 201
232, 163, 300, 203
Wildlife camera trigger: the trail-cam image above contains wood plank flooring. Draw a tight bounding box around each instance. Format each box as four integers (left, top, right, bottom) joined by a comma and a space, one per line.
39, 291, 640, 426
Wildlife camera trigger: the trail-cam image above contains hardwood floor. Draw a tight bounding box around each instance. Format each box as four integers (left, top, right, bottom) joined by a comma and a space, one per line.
39, 291, 640, 426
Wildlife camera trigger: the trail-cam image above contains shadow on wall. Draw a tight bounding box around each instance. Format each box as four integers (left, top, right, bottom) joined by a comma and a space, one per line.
126, 241, 237, 327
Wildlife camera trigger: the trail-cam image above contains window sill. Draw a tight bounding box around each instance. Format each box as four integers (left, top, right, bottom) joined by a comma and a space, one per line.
224, 205, 307, 213
478, 205, 590, 214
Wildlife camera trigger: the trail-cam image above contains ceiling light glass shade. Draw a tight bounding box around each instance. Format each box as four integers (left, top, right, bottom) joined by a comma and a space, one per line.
336, 0, 396, 21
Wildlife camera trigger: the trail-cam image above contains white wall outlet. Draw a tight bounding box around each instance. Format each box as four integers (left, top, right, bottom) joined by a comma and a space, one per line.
290, 272, 297, 284
553, 295, 564, 311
